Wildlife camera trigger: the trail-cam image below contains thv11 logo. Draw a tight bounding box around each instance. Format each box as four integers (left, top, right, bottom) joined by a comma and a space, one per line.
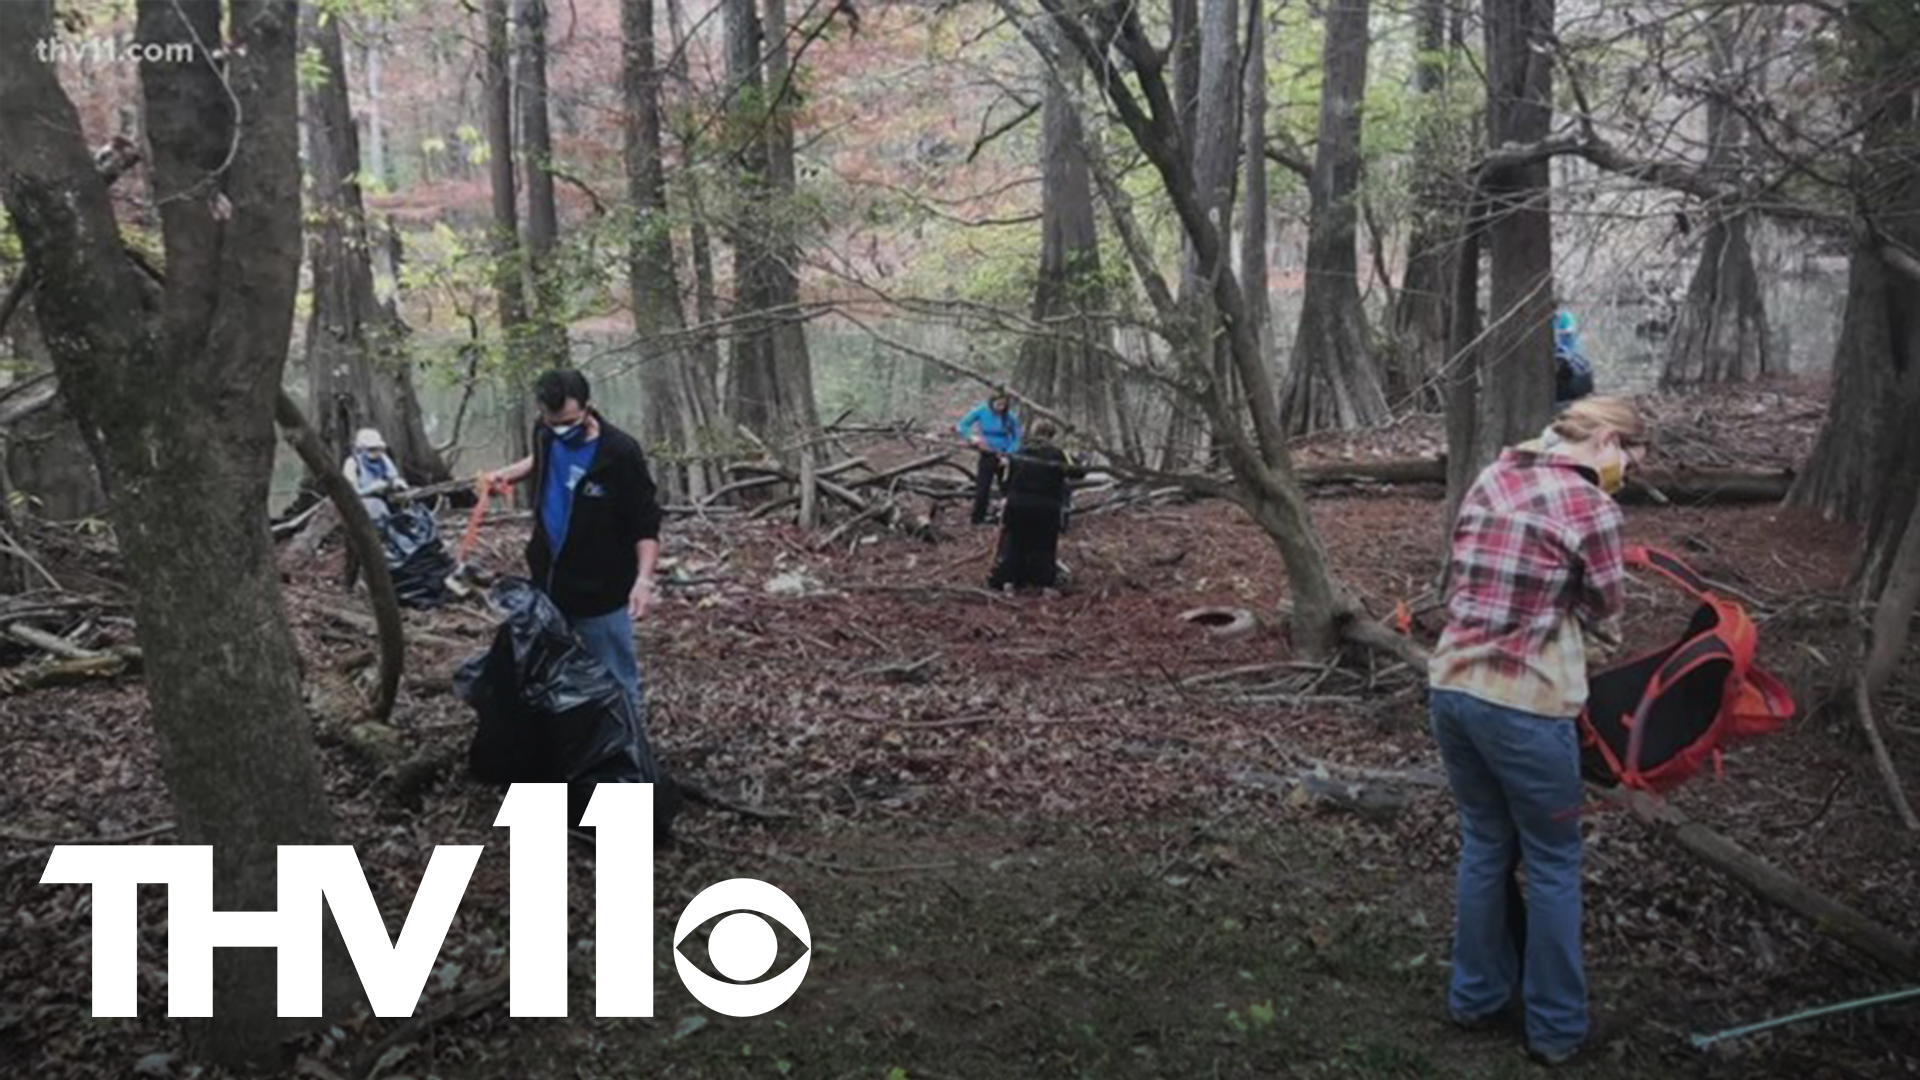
41, 783, 809, 1019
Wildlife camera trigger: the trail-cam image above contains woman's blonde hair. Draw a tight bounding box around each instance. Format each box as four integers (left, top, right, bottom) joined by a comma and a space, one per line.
1551, 396, 1648, 447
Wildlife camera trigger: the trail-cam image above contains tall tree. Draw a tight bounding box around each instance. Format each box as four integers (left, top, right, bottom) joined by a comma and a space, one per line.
483, 0, 533, 461
1154, 0, 1204, 470
665, 0, 725, 389
1792, 1, 1920, 547
1241, 2, 1274, 370
624, 0, 721, 501
1391, 0, 1467, 410
301, 4, 449, 482
514, 0, 570, 370
761, 0, 821, 438
1283, 0, 1390, 433
1450, 0, 1556, 508
1013, 31, 1123, 448
721, 0, 820, 447
0, 0, 348, 1066
1164, 0, 1240, 468
360, 19, 389, 190
1016, 0, 1412, 663
1663, 15, 1773, 385
1794, 1, 1920, 706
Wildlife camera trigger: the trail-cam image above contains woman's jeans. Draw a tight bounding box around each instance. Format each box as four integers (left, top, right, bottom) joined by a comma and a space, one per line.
1429, 688, 1588, 1056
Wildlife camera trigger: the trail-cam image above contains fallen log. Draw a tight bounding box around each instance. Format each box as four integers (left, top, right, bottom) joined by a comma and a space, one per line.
0, 646, 141, 696
1288, 457, 1793, 505
847, 452, 961, 488
817, 499, 893, 549
388, 476, 484, 505
1621, 789, 1920, 980
728, 456, 869, 482
2, 621, 99, 660
698, 473, 788, 507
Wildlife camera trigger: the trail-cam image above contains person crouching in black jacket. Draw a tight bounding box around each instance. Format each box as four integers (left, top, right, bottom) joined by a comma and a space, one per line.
989, 421, 1085, 591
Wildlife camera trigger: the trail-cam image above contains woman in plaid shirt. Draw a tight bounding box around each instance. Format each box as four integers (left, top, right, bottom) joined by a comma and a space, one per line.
1430, 397, 1649, 1066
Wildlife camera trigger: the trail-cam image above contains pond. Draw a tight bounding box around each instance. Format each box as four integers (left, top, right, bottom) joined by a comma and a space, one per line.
270, 277, 1845, 510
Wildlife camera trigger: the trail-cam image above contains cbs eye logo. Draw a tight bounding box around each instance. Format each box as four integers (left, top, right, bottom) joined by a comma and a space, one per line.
674, 878, 812, 1016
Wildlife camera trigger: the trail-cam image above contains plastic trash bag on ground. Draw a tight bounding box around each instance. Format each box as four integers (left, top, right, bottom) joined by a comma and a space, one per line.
454, 577, 680, 837
378, 503, 456, 609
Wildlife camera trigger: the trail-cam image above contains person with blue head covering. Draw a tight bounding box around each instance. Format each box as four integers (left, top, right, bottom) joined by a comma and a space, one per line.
1554, 310, 1595, 407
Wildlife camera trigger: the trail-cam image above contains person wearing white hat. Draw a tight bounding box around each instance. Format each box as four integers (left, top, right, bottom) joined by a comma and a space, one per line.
342, 427, 408, 519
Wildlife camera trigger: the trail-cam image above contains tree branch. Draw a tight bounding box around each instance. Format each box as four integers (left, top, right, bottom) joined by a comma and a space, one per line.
1473, 131, 1845, 232
1262, 133, 1314, 180
966, 98, 1041, 164
275, 391, 405, 727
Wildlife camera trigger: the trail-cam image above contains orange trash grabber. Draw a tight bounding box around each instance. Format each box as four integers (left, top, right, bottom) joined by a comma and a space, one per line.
445, 473, 511, 596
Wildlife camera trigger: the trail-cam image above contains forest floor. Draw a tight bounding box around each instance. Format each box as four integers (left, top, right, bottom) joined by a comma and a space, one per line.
6, 382, 1920, 1080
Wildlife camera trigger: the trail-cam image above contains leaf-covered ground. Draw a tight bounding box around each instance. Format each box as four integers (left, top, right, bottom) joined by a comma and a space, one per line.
4, 386, 1917, 1079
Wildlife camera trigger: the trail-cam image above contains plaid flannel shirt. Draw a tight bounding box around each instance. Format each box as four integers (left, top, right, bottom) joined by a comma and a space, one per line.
1430, 443, 1627, 719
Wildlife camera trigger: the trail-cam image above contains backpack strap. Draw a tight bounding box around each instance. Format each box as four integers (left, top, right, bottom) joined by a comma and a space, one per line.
1625, 545, 1715, 601
1620, 633, 1738, 786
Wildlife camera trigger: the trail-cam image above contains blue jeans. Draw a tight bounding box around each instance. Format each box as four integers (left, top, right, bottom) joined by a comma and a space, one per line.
569, 606, 645, 735
1430, 689, 1588, 1056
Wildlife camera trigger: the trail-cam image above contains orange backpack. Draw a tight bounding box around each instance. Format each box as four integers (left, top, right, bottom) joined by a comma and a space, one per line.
1579, 546, 1795, 793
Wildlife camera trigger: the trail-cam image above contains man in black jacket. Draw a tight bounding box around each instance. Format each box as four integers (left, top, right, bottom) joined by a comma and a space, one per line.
482, 369, 663, 720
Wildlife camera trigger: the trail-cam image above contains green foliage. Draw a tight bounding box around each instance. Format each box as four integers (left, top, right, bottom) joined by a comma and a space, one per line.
0, 207, 19, 266
297, 45, 332, 93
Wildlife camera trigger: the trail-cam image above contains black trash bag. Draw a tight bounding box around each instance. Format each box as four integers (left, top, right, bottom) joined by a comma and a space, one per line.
454, 577, 680, 838
379, 504, 456, 610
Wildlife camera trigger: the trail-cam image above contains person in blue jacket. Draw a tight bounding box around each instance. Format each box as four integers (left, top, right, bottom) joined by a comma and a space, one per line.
957, 386, 1022, 525
1554, 310, 1595, 407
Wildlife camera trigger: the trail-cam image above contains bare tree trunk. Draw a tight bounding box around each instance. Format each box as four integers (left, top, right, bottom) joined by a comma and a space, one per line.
762, 0, 821, 443
1470, 0, 1556, 476
1664, 17, 1772, 385
0, 301, 107, 523
0, 2, 353, 1067
665, 0, 725, 391
1168, 0, 1240, 466
721, 0, 819, 449
723, 0, 779, 440
1013, 34, 1122, 448
1390, 0, 1464, 411
515, 0, 570, 371
1171, 0, 1200, 145
1443, 202, 1486, 531
1155, 0, 1204, 472
1795, 2, 1920, 678
1035, 2, 1409, 662
1283, 0, 1388, 433
363, 21, 389, 191
1788, 239, 1905, 526
624, 0, 720, 502
302, 6, 449, 483
484, 0, 533, 463
1241, 2, 1274, 371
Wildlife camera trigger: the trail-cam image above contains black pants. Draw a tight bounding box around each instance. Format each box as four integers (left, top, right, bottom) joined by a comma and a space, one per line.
989, 502, 1062, 589
970, 451, 1004, 524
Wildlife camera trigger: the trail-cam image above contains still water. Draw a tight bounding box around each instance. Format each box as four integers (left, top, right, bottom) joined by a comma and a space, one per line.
271, 275, 1845, 509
